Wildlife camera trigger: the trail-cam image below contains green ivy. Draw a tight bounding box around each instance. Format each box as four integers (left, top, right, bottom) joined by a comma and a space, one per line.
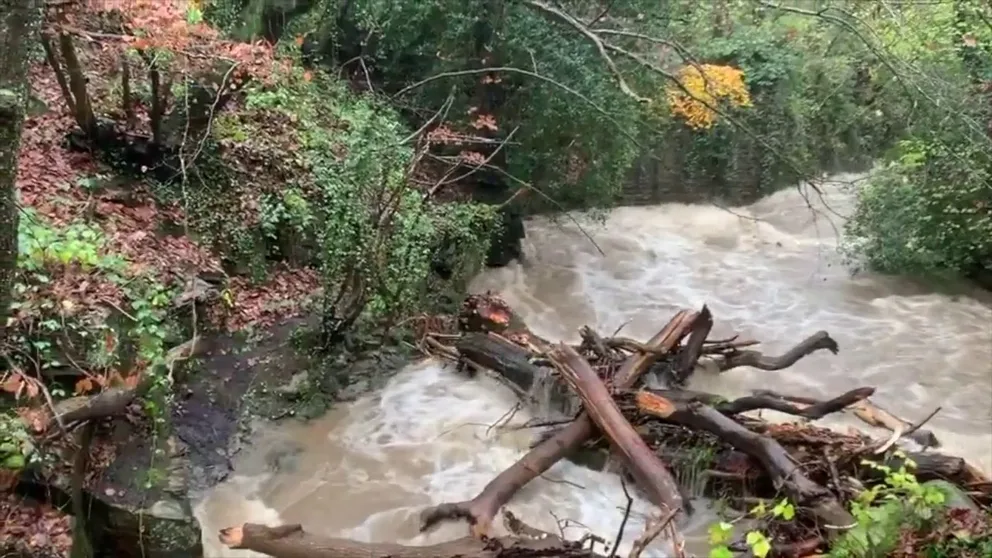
241, 65, 497, 340
842, 134, 992, 278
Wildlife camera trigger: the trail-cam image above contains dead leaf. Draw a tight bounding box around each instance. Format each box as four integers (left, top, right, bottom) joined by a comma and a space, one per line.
1, 374, 24, 396
75, 377, 95, 394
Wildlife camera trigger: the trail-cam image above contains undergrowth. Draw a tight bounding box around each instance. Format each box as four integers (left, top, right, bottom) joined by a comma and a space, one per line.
708, 450, 990, 558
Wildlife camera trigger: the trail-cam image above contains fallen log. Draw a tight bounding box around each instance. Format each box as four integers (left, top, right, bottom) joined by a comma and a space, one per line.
419, 310, 700, 538
751, 390, 941, 448
550, 344, 683, 518
715, 331, 839, 372
682, 387, 877, 419
671, 305, 713, 384
51, 337, 204, 426
219, 523, 604, 558
456, 333, 548, 396
635, 391, 855, 537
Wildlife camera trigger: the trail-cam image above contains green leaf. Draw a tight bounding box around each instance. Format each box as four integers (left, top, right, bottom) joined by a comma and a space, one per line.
2, 453, 26, 470
708, 547, 734, 558
746, 531, 771, 558
772, 500, 795, 520
708, 522, 734, 546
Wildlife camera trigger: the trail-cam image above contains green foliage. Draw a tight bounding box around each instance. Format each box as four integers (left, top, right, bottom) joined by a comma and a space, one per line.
841, 0, 992, 281
8, 210, 176, 402
707, 453, 955, 558
830, 454, 948, 557
231, 0, 655, 210
842, 135, 992, 278
17, 210, 126, 273
708, 498, 795, 558
0, 412, 35, 471
235, 65, 497, 339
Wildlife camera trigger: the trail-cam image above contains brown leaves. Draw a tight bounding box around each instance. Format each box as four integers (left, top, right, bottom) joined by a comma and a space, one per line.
459, 151, 487, 166
470, 114, 498, 132
15, 407, 51, 434
1, 373, 41, 401
74, 377, 96, 395
0, 493, 73, 557
221, 265, 321, 331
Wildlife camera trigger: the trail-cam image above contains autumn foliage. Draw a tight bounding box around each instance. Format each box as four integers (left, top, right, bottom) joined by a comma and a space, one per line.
666, 64, 752, 130
43, 0, 283, 144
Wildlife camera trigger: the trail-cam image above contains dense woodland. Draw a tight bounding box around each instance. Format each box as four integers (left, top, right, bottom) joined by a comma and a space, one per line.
0, 1, 990, 557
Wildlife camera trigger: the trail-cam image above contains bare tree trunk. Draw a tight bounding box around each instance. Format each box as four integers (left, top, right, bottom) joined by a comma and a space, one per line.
56, 31, 97, 137
0, 0, 40, 342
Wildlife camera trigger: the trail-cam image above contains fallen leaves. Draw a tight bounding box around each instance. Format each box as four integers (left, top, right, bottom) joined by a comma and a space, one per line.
1, 373, 41, 400
0, 493, 72, 558
221, 265, 322, 331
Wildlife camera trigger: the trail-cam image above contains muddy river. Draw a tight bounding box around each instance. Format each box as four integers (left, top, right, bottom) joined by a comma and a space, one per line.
195, 173, 992, 557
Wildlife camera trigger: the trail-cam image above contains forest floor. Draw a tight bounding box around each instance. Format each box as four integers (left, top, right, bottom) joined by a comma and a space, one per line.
1, 56, 325, 558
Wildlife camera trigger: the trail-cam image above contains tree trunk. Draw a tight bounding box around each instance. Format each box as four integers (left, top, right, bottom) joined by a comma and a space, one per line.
219, 522, 605, 558
0, 0, 40, 342
550, 343, 683, 518
635, 391, 855, 537
419, 310, 700, 537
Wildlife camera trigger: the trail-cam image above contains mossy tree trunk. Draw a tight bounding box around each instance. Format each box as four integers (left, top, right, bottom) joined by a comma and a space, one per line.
0, 0, 40, 342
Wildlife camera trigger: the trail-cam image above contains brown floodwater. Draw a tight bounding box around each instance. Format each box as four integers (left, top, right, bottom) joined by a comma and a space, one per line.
195, 173, 992, 557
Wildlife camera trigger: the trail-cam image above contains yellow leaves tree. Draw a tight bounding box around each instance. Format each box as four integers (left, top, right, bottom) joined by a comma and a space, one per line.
666, 64, 752, 130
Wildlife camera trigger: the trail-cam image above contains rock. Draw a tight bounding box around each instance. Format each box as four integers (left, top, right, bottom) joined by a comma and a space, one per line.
87, 429, 203, 558
98, 494, 202, 558
485, 206, 525, 267
924, 479, 981, 513
276, 371, 310, 398
172, 276, 220, 309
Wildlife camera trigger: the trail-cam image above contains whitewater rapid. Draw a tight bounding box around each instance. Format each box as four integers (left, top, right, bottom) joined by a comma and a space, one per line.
195, 173, 992, 557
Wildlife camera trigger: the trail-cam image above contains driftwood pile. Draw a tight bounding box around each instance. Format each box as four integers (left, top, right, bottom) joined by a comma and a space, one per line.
219, 293, 992, 558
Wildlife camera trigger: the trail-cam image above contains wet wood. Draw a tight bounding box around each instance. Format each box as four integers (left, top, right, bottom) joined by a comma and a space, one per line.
635, 391, 854, 537
676, 387, 876, 419
716, 331, 839, 371
752, 390, 940, 448
672, 305, 713, 384
456, 332, 547, 394
850, 399, 941, 448
550, 343, 683, 517
219, 523, 603, 558
419, 310, 699, 538
52, 337, 203, 426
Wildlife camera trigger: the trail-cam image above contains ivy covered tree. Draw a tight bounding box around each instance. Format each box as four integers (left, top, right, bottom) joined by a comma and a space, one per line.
840, 0, 992, 283
0, 0, 40, 341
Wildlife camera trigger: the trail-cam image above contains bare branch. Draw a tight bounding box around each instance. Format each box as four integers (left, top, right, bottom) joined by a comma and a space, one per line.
521, 0, 650, 103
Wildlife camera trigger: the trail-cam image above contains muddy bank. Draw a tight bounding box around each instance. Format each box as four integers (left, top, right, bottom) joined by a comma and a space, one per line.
178, 316, 413, 495
6, 316, 413, 558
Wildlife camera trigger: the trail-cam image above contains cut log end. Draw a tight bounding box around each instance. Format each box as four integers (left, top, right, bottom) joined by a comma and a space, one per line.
218, 526, 243, 547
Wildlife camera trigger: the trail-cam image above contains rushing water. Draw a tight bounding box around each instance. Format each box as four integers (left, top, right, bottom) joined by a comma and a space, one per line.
195, 173, 992, 557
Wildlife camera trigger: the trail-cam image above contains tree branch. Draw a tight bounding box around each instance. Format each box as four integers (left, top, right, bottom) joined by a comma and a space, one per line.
521, 0, 650, 103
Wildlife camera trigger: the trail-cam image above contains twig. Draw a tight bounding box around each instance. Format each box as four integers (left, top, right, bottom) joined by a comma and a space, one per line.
431, 155, 606, 257
431, 126, 520, 194
609, 476, 634, 558
486, 402, 522, 436
903, 406, 941, 438
522, 0, 649, 103
628, 508, 677, 558
392, 66, 645, 148
400, 91, 455, 145
587, 0, 617, 27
